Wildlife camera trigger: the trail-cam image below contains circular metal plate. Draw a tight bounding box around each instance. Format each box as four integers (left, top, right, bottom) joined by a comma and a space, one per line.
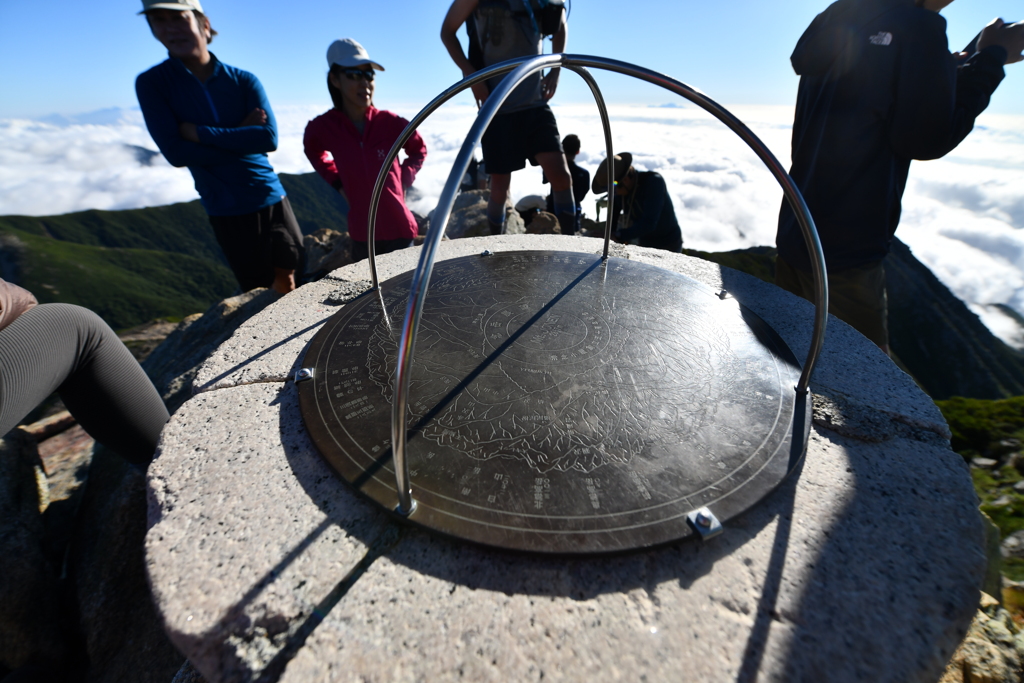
299, 251, 809, 554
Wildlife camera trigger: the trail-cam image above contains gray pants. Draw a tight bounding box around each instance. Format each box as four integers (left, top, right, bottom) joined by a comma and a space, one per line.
0, 304, 169, 466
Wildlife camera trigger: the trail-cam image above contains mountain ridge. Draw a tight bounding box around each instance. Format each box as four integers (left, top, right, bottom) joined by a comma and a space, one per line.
0, 172, 347, 330
2, 174, 1022, 400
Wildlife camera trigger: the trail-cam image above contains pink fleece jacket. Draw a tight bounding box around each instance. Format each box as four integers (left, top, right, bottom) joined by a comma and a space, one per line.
0, 278, 37, 333
303, 107, 427, 243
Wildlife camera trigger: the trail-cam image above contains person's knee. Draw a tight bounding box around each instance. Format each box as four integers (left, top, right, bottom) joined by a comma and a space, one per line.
35, 304, 111, 340
537, 153, 570, 188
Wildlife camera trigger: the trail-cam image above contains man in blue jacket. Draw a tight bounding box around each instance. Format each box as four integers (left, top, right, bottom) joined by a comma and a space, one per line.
136, 0, 302, 293
775, 0, 1024, 353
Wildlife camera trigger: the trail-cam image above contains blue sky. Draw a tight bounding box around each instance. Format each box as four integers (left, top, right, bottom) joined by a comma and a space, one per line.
1, 0, 1021, 118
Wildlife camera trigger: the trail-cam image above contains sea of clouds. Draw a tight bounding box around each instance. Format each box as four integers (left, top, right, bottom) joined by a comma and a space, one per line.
1, 103, 1023, 347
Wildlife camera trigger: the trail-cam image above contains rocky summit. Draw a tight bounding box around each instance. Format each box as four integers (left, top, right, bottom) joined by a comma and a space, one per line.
3, 186, 1024, 682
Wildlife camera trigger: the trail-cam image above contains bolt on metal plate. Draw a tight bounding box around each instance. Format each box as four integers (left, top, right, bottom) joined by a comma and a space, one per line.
294, 368, 314, 383
687, 506, 723, 540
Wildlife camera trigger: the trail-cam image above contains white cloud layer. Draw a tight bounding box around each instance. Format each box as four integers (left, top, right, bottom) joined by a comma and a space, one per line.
2, 104, 1024, 348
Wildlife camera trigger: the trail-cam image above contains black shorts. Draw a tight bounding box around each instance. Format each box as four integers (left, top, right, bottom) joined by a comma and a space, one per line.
481, 105, 563, 175
209, 196, 304, 292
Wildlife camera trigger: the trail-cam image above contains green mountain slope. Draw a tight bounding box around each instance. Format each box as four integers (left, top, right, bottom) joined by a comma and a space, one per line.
279, 172, 350, 236
1, 229, 236, 330
0, 173, 348, 331
0, 173, 347, 265
3, 177, 1023, 400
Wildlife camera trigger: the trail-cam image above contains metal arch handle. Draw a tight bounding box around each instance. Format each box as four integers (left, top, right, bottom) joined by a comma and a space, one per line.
372, 54, 827, 516
365, 58, 545, 288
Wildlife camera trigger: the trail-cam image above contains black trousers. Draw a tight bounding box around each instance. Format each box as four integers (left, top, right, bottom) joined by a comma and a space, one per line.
0, 304, 169, 466
209, 197, 304, 292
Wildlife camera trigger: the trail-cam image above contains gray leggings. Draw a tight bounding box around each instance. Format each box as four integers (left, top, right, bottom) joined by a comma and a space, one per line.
0, 304, 169, 466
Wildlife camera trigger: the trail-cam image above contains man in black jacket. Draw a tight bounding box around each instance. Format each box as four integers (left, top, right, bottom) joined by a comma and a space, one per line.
775, 0, 1024, 353
593, 153, 682, 253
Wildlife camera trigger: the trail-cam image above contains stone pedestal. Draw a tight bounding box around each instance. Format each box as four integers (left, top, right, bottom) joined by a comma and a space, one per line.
146, 235, 983, 682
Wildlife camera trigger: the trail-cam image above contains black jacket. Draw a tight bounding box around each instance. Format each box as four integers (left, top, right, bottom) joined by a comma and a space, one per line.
543, 159, 590, 210
612, 171, 682, 253
776, 0, 1005, 272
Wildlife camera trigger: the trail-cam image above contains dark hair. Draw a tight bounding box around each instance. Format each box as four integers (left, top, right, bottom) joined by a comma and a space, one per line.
326, 64, 374, 111
194, 11, 218, 44
327, 65, 345, 110
562, 134, 580, 156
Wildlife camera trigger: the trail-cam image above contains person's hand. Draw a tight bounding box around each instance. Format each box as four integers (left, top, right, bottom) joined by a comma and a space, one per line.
239, 107, 268, 127
178, 122, 199, 142
541, 69, 560, 101
978, 18, 1024, 64
470, 81, 490, 109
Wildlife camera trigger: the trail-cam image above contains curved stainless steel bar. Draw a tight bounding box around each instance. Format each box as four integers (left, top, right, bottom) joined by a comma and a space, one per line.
366, 58, 549, 289
385, 53, 828, 513
390, 54, 565, 514
563, 65, 616, 258
559, 55, 828, 394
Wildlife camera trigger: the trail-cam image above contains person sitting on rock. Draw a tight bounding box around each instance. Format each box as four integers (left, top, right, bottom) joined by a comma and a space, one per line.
544, 134, 590, 220
0, 279, 169, 468
593, 152, 682, 253
303, 39, 427, 264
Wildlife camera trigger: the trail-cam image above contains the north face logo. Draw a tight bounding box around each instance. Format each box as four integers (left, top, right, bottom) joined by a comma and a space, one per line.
869, 31, 893, 46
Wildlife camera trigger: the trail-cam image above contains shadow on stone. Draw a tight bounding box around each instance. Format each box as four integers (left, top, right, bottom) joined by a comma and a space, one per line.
143, 289, 282, 414
69, 444, 183, 682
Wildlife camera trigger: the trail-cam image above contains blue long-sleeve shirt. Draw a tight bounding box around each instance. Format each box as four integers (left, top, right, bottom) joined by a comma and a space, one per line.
136, 55, 286, 216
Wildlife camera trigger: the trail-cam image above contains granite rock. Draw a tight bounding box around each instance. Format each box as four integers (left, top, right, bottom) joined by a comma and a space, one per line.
142, 289, 282, 414
1002, 530, 1024, 560
278, 427, 981, 683
0, 430, 65, 672
303, 228, 352, 279
440, 190, 525, 239
71, 444, 184, 683
148, 235, 983, 682
940, 593, 1024, 683
146, 382, 390, 683
525, 210, 560, 234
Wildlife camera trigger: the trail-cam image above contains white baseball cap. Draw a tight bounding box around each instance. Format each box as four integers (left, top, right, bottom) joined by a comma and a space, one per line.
326, 39, 385, 71
138, 0, 204, 14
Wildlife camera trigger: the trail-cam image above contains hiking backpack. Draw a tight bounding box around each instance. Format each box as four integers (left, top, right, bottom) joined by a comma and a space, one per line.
466, 0, 567, 70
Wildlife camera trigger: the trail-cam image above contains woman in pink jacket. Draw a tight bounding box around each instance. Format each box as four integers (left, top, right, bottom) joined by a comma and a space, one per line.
304, 38, 427, 263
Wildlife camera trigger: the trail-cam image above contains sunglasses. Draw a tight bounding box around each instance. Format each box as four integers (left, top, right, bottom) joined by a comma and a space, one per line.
340, 68, 375, 82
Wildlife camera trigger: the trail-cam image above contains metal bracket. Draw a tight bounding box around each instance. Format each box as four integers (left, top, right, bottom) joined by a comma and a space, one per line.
395, 498, 418, 516
294, 368, 314, 383
687, 507, 723, 540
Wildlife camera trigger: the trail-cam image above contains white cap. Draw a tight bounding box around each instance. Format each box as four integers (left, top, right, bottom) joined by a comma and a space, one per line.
326, 38, 385, 71
138, 0, 204, 14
